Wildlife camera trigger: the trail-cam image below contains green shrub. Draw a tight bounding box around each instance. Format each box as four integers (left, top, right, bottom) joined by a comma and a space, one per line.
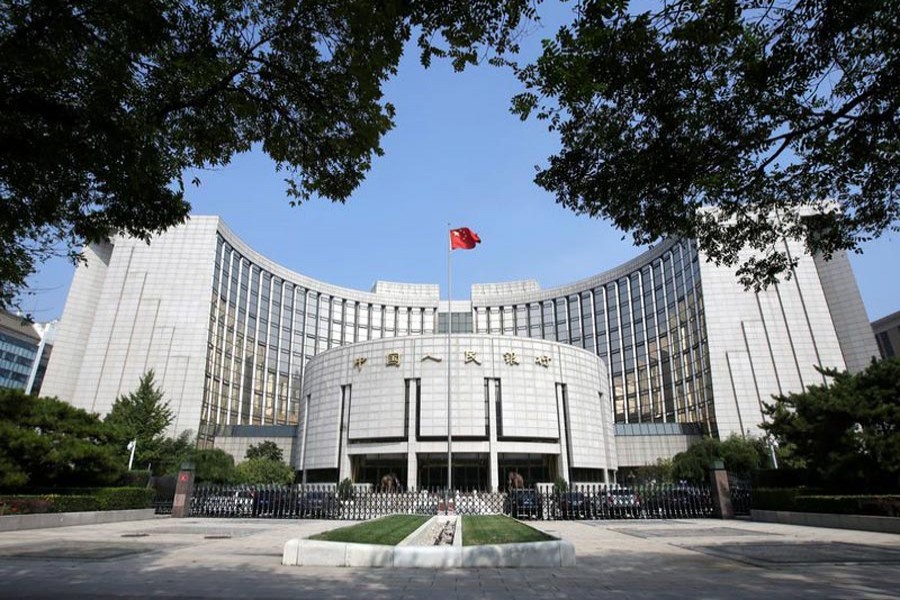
47, 494, 100, 512
337, 477, 353, 501
94, 487, 155, 510
752, 490, 900, 517
752, 468, 817, 489
190, 448, 235, 483
0, 488, 153, 514
234, 458, 294, 485
795, 495, 900, 517
751, 487, 801, 511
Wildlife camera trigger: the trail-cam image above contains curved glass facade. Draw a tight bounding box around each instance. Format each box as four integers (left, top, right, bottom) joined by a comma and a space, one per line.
200, 231, 440, 443
471, 240, 714, 434
201, 228, 715, 444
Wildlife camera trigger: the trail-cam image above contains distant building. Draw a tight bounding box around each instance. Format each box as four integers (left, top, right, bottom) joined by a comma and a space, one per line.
872, 311, 900, 360
0, 310, 57, 394
41, 216, 880, 488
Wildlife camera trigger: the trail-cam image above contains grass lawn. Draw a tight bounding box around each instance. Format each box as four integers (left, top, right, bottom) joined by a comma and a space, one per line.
462, 515, 555, 546
308, 515, 429, 545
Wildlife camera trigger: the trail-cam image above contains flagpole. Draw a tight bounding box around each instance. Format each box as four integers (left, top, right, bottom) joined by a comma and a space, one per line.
447, 223, 453, 496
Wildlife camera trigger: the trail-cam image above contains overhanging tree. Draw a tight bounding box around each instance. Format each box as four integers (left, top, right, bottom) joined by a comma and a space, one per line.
0, 0, 537, 308
512, 0, 899, 288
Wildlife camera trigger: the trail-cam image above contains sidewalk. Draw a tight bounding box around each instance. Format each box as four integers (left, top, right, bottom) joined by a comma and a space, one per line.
0, 516, 898, 599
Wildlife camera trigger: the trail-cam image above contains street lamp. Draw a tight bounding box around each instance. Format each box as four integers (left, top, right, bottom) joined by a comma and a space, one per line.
126, 440, 137, 471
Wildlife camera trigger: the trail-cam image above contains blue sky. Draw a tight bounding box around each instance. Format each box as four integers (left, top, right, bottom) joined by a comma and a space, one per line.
17, 3, 899, 322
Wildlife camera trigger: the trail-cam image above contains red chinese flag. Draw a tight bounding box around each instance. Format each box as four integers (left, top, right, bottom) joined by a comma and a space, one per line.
450, 227, 481, 250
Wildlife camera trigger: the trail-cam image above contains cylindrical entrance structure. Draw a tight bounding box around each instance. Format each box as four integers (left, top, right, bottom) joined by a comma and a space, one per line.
297, 335, 616, 491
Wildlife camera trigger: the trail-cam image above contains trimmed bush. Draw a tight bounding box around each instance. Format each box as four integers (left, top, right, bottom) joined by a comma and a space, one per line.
752, 489, 900, 517
47, 494, 101, 512
0, 488, 154, 515
795, 495, 900, 517
751, 487, 801, 511
94, 487, 155, 510
752, 468, 817, 489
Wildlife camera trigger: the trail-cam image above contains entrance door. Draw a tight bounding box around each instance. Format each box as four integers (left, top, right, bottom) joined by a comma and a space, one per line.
418, 454, 488, 491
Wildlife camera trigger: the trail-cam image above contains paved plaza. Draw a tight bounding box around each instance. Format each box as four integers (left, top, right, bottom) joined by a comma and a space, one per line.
0, 517, 898, 599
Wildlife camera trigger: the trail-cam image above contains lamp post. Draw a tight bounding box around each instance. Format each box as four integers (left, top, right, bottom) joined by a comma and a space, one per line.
126, 440, 137, 471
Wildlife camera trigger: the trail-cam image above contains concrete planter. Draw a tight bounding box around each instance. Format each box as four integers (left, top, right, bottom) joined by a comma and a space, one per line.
282, 515, 576, 568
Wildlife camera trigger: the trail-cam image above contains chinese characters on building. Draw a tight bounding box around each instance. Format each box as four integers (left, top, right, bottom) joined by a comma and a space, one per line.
354, 351, 552, 369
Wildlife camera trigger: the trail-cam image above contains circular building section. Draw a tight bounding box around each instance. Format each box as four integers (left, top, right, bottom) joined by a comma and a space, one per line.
297, 335, 615, 491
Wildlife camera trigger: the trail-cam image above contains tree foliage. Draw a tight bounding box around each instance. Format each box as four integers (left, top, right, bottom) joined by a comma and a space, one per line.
628, 458, 674, 485
189, 448, 236, 484
512, 0, 899, 288
245, 440, 283, 462
0, 389, 122, 489
234, 457, 294, 485
155, 430, 195, 477
671, 434, 769, 484
104, 370, 173, 471
762, 359, 900, 491
0, 0, 537, 309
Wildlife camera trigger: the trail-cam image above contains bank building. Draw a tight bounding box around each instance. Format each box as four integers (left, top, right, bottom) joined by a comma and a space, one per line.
40, 216, 879, 491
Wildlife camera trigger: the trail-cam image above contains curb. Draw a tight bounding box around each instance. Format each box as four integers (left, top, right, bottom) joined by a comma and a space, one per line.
282, 538, 576, 568
0, 508, 159, 532
751, 509, 900, 534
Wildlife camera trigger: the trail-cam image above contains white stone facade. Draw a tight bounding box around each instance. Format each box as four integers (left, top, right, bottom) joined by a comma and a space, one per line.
41, 217, 219, 436
41, 216, 879, 483
298, 335, 613, 491
696, 241, 879, 438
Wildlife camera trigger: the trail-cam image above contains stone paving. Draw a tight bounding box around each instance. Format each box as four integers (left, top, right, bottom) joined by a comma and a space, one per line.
0, 516, 898, 599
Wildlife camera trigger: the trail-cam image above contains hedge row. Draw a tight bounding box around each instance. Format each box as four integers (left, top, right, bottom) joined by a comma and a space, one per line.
795, 495, 900, 517
752, 488, 900, 517
0, 487, 155, 515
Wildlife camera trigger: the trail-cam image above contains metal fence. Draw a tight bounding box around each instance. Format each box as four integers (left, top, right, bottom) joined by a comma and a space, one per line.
178, 482, 730, 520
728, 474, 752, 516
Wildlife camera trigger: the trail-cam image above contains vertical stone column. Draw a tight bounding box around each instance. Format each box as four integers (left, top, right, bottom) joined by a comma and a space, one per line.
709, 460, 734, 519
406, 379, 418, 491
555, 384, 571, 483
171, 462, 195, 518
338, 386, 352, 481
487, 379, 499, 492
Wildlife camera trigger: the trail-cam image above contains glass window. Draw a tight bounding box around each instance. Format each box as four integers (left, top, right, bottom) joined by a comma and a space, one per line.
397, 307, 409, 335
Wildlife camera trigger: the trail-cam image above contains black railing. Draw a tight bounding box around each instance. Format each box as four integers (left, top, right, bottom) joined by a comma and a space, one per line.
182, 483, 722, 520
728, 474, 752, 516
